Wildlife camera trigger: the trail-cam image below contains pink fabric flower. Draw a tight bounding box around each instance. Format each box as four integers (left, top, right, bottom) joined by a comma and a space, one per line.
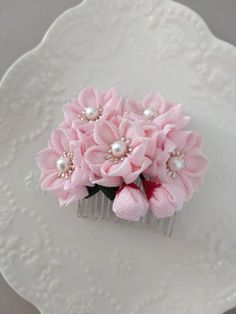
156, 130, 208, 201
144, 129, 176, 178
85, 117, 152, 186
143, 180, 185, 218
112, 183, 149, 221
36, 87, 208, 210
125, 93, 190, 131
36, 128, 91, 206
63, 87, 123, 134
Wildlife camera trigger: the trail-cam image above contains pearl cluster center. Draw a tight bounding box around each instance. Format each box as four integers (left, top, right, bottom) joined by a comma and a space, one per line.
143, 107, 159, 120
166, 149, 185, 179
56, 152, 75, 179
79, 105, 102, 122
106, 138, 132, 163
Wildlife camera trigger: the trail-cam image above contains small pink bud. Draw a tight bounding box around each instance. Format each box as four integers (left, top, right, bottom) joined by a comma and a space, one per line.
143, 179, 185, 218
112, 183, 149, 221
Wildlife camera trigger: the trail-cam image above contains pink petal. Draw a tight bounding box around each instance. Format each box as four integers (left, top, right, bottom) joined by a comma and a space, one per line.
63, 176, 73, 191
147, 149, 170, 178
125, 111, 145, 122
103, 88, 118, 104
160, 104, 190, 129
59, 196, 70, 206
65, 185, 88, 202
146, 131, 175, 159
72, 119, 95, 136
51, 128, 70, 154
64, 166, 90, 191
183, 132, 204, 153
102, 158, 132, 178
93, 118, 119, 145
143, 93, 165, 112
55, 188, 70, 204
168, 130, 191, 152
85, 145, 107, 165
126, 157, 152, 183
129, 144, 146, 166
157, 161, 169, 180
41, 172, 64, 191
125, 99, 143, 115
71, 162, 91, 187
59, 187, 87, 207
71, 142, 83, 165
57, 184, 88, 206
91, 174, 122, 187
184, 154, 208, 177
36, 148, 59, 171
104, 96, 125, 118
59, 195, 70, 207
70, 134, 90, 162
63, 103, 81, 123
170, 131, 204, 154
79, 87, 102, 109
145, 132, 159, 158
177, 174, 194, 201
154, 111, 176, 128
74, 185, 89, 200
119, 119, 144, 139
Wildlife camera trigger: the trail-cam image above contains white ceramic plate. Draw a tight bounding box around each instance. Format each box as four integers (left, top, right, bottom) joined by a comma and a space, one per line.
0, 0, 236, 313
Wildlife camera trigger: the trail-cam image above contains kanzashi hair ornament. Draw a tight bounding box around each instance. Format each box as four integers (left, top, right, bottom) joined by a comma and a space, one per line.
36, 87, 208, 236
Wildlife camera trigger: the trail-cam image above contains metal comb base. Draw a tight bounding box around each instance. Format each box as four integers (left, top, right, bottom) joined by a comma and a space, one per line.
77, 191, 176, 236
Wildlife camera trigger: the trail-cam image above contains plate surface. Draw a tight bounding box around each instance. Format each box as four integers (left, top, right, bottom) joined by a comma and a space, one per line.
0, 0, 236, 313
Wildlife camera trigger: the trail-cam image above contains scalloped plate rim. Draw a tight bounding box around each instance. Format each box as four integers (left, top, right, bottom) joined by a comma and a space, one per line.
1, 0, 236, 91
0, 1, 236, 314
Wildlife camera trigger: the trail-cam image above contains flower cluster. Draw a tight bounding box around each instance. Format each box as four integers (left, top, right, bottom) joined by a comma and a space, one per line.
36, 87, 208, 220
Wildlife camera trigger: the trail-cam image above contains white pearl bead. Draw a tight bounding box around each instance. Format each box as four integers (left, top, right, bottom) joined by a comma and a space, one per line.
111, 141, 127, 158
167, 156, 184, 172
84, 106, 99, 121
143, 107, 158, 120
56, 157, 70, 173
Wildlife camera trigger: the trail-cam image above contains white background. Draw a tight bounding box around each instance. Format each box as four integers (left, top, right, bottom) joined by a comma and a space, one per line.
0, 0, 235, 313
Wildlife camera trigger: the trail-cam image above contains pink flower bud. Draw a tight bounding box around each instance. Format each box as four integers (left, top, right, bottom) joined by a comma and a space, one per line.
143, 180, 185, 218
112, 183, 149, 221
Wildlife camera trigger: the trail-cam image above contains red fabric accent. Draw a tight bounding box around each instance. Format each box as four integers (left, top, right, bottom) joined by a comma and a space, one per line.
142, 180, 161, 200
117, 182, 140, 194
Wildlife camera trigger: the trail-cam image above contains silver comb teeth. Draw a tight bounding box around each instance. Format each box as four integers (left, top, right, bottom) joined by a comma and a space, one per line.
77, 191, 176, 236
